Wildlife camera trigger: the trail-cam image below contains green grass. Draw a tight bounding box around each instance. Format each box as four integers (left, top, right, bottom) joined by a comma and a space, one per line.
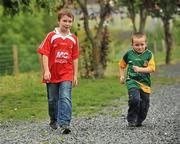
72, 77, 127, 116
0, 73, 127, 122
0, 72, 48, 121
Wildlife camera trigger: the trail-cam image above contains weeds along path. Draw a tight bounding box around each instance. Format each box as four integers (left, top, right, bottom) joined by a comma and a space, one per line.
0, 64, 180, 144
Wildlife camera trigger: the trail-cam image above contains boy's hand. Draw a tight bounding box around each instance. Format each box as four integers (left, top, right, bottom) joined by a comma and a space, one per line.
44, 71, 51, 81
120, 76, 125, 84
133, 65, 140, 72
73, 75, 78, 87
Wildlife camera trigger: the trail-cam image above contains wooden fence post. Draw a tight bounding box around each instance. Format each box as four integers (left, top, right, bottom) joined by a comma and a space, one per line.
12, 44, 19, 75
38, 54, 43, 73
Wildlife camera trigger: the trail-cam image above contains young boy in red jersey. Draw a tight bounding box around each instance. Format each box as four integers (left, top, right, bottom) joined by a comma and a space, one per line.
37, 9, 79, 134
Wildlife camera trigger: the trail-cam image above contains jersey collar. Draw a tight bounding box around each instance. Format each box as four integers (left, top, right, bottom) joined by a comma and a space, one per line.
54, 27, 71, 36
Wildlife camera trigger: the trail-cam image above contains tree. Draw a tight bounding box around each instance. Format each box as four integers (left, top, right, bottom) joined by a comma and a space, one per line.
119, 0, 155, 32
1, 0, 31, 16
76, 0, 113, 78
0, 0, 69, 16
151, 0, 180, 64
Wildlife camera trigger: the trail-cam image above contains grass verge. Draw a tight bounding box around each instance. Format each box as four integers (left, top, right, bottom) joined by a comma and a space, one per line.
0, 73, 127, 122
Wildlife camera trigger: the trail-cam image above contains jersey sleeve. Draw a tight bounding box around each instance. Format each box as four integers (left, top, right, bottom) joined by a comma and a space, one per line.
72, 36, 79, 60
119, 52, 128, 69
37, 32, 52, 57
148, 54, 155, 71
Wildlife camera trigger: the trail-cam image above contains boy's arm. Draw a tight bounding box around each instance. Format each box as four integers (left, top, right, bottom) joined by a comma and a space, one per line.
133, 66, 154, 73
73, 58, 78, 86
119, 59, 127, 84
37, 32, 52, 81
133, 55, 155, 73
41, 55, 51, 81
119, 67, 126, 84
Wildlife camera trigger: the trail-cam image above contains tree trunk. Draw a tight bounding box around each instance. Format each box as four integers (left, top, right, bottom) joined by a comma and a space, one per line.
92, 1, 110, 78
93, 30, 105, 78
76, 0, 110, 78
139, 6, 147, 32
162, 18, 172, 64
128, 2, 137, 32
131, 14, 137, 32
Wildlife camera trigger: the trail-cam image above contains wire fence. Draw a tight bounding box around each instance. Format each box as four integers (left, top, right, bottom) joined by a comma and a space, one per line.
0, 44, 40, 76
0, 45, 15, 75
0, 44, 51, 77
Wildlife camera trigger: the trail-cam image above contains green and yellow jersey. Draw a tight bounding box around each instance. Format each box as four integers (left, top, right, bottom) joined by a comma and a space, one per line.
119, 49, 155, 93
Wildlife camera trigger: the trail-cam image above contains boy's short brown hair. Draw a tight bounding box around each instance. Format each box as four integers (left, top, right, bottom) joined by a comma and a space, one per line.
58, 9, 74, 21
131, 32, 147, 43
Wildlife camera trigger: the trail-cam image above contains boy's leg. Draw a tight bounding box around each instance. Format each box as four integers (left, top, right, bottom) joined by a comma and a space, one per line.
137, 90, 150, 126
127, 88, 141, 126
46, 83, 59, 129
58, 81, 72, 131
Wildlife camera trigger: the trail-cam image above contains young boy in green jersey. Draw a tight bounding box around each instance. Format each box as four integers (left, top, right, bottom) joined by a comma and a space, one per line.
119, 32, 155, 127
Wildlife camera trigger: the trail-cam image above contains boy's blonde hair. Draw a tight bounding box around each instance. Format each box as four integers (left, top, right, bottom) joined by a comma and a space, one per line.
58, 9, 74, 21
131, 32, 147, 44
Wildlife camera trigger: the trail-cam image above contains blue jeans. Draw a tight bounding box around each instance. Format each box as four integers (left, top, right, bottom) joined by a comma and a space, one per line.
46, 81, 72, 126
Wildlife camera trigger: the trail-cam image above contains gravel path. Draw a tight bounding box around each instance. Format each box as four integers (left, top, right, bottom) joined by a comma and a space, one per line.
0, 64, 180, 144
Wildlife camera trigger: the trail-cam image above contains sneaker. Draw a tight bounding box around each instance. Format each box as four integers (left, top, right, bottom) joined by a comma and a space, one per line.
60, 125, 71, 134
128, 122, 136, 127
136, 123, 142, 127
62, 128, 71, 134
49, 121, 58, 130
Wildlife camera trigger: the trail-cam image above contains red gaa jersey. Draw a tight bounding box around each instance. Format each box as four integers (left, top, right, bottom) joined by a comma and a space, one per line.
37, 28, 79, 83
